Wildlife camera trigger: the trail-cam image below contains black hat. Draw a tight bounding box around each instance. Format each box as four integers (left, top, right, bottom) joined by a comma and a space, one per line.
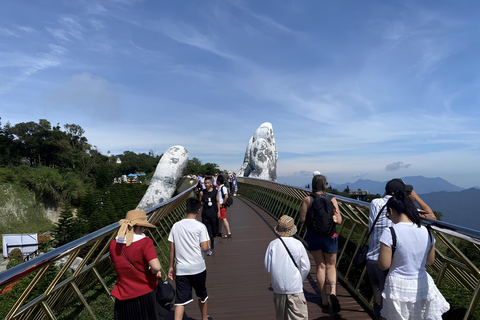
385, 178, 413, 195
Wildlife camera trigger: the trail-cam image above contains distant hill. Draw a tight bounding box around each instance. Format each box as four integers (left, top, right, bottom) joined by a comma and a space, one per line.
330, 176, 464, 195
420, 188, 480, 231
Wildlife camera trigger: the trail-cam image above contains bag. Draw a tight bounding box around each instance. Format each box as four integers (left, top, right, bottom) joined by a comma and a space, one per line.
306, 193, 335, 237
221, 186, 233, 207
353, 245, 369, 266
156, 281, 174, 308
353, 203, 388, 266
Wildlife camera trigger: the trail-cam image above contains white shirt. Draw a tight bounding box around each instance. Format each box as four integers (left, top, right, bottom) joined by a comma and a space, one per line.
218, 185, 228, 205
168, 219, 210, 276
380, 222, 435, 279
264, 237, 310, 294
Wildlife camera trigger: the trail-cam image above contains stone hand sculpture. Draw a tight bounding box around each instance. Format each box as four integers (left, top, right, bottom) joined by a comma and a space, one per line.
238, 122, 278, 181
136, 145, 189, 211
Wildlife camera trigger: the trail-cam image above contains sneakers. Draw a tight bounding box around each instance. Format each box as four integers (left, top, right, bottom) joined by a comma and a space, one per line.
206, 249, 213, 256
330, 294, 341, 313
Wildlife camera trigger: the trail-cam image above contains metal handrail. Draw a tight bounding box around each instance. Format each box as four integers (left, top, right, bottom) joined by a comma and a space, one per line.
237, 176, 480, 320
0, 184, 196, 320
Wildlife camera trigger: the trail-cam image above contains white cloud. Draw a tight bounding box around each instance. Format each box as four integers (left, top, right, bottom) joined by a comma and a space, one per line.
44, 73, 121, 120
0, 27, 19, 37
0, 44, 66, 94
386, 161, 412, 171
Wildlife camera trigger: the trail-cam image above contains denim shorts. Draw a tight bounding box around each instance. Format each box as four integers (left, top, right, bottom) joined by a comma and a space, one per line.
306, 229, 338, 253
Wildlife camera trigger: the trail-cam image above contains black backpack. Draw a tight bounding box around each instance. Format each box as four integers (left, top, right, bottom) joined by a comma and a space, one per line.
220, 186, 233, 207
307, 193, 336, 237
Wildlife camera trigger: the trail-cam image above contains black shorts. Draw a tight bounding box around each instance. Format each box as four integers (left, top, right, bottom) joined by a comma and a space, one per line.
175, 270, 208, 305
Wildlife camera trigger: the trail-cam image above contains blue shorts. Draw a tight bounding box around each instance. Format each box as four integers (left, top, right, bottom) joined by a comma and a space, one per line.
306, 230, 338, 253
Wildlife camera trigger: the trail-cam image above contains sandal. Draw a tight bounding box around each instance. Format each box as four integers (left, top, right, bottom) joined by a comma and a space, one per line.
222, 234, 232, 238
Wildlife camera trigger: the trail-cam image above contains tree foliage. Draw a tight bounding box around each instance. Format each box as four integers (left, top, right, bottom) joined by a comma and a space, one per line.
184, 157, 219, 175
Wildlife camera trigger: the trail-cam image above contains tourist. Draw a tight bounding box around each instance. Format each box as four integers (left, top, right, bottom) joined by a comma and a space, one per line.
217, 174, 232, 238
378, 192, 449, 319
212, 172, 218, 188
265, 215, 310, 320
168, 198, 213, 320
366, 178, 435, 320
299, 174, 342, 313
231, 172, 238, 196
109, 210, 166, 320
199, 176, 220, 255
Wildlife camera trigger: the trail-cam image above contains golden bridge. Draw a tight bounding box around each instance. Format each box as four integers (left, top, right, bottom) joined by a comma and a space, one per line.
1, 178, 480, 319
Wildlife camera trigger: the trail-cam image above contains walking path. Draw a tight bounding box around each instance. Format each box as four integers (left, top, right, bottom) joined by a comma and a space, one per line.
166, 196, 372, 320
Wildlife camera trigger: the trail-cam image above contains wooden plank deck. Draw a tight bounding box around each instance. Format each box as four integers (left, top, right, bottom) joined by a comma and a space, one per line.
165, 196, 372, 320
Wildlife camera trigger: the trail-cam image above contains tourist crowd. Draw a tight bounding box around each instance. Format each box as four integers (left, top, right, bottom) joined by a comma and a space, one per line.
108, 171, 448, 320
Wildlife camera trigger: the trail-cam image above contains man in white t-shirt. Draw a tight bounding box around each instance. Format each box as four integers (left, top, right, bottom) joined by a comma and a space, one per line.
265, 215, 310, 320
168, 198, 212, 320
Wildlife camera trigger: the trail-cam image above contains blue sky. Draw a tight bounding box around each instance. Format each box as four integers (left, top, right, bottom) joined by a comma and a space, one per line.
1, 0, 479, 188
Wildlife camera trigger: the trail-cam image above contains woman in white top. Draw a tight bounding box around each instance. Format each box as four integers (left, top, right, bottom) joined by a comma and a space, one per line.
378, 193, 449, 320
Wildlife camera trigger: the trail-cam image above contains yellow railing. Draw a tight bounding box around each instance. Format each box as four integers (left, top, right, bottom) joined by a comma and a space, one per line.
237, 177, 480, 320
0, 185, 196, 320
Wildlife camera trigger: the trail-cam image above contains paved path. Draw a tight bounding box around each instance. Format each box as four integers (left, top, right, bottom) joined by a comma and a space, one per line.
166, 196, 372, 320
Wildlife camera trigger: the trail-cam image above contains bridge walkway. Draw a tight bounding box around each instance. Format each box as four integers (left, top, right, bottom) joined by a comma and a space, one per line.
166, 195, 372, 320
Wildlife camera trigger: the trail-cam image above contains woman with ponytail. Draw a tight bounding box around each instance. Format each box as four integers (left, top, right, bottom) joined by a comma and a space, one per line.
377, 193, 449, 320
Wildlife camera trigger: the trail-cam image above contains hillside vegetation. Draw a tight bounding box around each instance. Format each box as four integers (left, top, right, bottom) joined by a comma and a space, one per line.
0, 118, 217, 254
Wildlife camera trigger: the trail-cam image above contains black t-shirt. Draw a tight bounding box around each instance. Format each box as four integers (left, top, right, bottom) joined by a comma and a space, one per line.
201, 189, 218, 218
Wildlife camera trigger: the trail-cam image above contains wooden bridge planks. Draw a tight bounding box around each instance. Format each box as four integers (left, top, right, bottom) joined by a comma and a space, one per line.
165, 196, 372, 320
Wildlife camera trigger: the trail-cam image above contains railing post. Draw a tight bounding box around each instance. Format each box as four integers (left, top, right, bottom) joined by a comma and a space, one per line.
464, 280, 480, 320
70, 282, 98, 320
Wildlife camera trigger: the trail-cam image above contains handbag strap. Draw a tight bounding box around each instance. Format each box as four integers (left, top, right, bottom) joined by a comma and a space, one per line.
116, 243, 158, 280
363, 203, 388, 244
278, 237, 299, 270
389, 227, 397, 257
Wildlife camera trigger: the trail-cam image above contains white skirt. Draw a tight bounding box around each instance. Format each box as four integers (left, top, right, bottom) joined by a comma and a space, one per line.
381, 273, 450, 320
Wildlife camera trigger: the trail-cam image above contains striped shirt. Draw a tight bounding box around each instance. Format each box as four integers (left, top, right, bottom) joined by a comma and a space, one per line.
366, 195, 393, 261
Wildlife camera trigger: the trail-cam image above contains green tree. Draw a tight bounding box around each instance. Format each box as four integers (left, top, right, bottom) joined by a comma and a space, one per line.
343, 185, 350, 193
203, 163, 219, 175
185, 157, 203, 175
53, 203, 76, 247
0, 118, 18, 166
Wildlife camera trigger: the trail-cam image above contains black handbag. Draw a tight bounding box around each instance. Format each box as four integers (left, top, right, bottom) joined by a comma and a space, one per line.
353, 204, 387, 266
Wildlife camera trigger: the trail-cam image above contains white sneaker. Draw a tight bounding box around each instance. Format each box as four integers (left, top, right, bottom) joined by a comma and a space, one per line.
206, 249, 213, 256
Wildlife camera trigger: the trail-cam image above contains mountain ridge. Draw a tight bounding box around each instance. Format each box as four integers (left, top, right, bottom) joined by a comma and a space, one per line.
330, 176, 464, 195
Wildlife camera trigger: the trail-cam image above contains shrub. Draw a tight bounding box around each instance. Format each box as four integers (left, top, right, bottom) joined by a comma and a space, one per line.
8, 248, 23, 263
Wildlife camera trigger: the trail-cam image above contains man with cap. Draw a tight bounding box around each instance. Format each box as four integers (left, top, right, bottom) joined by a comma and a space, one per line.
366, 178, 436, 320
265, 215, 310, 320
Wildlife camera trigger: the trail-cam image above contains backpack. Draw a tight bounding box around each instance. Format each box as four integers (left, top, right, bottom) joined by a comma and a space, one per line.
220, 186, 233, 207
306, 193, 336, 237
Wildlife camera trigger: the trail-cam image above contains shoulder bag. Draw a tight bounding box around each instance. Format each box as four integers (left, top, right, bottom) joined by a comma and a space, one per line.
353, 203, 387, 266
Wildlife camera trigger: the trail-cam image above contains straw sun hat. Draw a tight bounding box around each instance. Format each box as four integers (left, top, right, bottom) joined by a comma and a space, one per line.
117, 210, 157, 246
274, 215, 297, 237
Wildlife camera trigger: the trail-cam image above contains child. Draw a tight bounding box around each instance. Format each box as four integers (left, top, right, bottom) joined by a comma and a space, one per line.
265, 215, 311, 320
